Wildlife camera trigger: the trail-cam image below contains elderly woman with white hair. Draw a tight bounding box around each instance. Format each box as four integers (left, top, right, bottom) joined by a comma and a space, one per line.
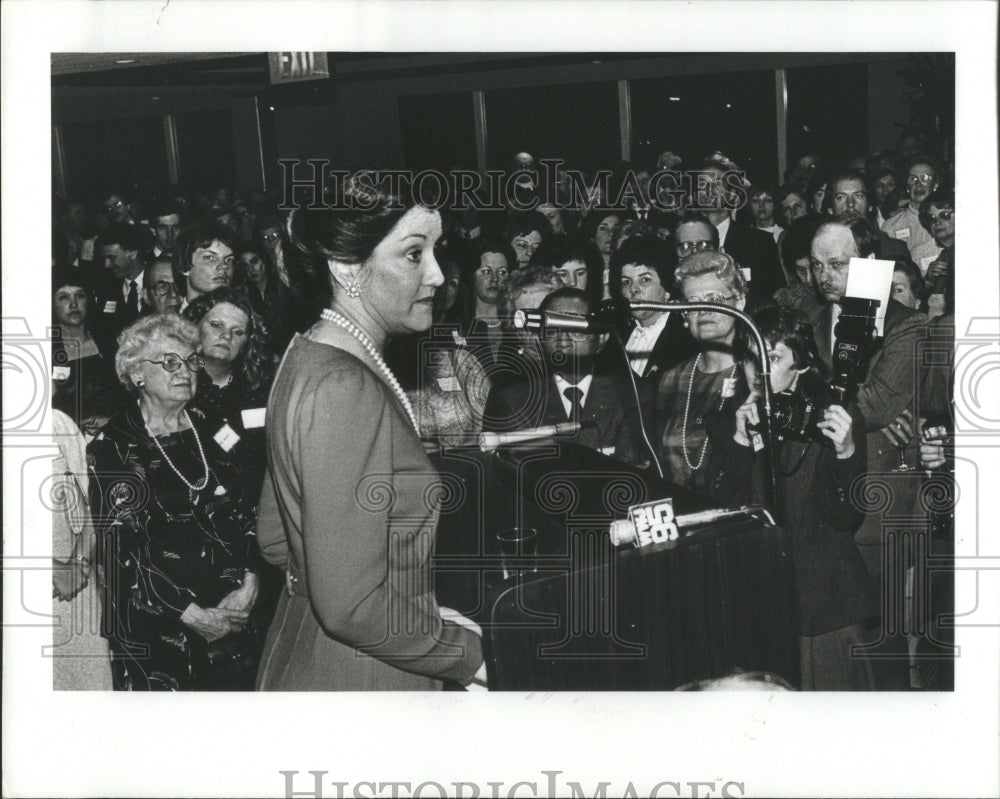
87, 312, 261, 690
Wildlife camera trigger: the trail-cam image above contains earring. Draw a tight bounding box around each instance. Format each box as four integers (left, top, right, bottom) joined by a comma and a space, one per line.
135, 378, 145, 389
343, 279, 362, 299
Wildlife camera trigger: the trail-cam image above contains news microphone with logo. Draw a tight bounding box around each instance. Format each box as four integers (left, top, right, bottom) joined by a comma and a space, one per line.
512, 299, 630, 334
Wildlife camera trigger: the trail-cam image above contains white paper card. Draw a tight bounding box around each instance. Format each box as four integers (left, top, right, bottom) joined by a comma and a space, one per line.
241, 407, 266, 428
740, 267, 752, 282
103, 300, 117, 313
846, 257, 894, 337
437, 377, 461, 393
52, 366, 71, 381
213, 423, 241, 452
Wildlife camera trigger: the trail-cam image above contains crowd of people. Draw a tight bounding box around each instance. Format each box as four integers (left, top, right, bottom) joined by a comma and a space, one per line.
49, 132, 955, 692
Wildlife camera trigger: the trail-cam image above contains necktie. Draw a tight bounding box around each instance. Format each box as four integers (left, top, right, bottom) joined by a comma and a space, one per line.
126, 280, 139, 316
563, 386, 584, 421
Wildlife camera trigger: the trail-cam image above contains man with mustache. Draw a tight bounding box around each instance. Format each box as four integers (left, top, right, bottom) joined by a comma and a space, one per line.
808, 214, 928, 689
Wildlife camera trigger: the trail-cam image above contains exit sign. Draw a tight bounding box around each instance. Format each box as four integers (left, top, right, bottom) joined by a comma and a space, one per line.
268, 52, 330, 84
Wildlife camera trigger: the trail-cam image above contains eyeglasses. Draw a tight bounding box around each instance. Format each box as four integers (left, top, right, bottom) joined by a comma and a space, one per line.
262, 232, 280, 243
511, 238, 539, 254
907, 173, 936, 186
675, 240, 715, 256
143, 353, 205, 373
478, 266, 509, 279
105, 200, 125, 212
927, 209, 954, 222
151, 281, 179, 296
681, 293, 738, 315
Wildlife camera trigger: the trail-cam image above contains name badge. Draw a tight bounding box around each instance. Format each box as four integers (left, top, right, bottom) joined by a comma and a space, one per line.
52, 366, 71, 382
920, 255, 936, 274
241, 407, 266, 429
721, 377, 738, 398
599, 446, 617, 456
437, 377, 461, 393
740, 267, 752, 282
895, 228, 910, 240
751, 432, 765, 452
103, 301, 118, 313
213, 423, 241, 452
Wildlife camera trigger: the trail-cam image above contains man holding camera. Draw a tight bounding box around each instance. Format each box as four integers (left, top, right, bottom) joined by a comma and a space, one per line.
808, 214, 928, 688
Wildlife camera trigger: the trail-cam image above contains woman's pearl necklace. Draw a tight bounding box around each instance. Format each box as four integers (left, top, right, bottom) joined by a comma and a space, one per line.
147, 410, 210, 494
682, 353, 737, 472
320, 309, 421, 436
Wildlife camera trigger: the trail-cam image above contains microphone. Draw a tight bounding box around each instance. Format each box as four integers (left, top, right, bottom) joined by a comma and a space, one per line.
512, 299, 631, 334
478, 422, 581, 452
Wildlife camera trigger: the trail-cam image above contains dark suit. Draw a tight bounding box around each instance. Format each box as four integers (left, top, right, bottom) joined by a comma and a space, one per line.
483, 367, 648, 466
878, 231, 910, 262
810, 296, 929, 688
632, 313, 699, 389
719, 221, 786, 306
91, 272, 151, 358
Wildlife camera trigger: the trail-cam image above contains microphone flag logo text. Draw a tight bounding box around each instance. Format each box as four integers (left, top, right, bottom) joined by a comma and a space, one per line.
629, 499, 679, 547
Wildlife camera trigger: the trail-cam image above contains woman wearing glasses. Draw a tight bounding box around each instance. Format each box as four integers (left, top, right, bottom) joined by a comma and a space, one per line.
918, 188, 954, 318
880, 155, 942, 263
88, 313, 262, 690
654, 249, 749, 493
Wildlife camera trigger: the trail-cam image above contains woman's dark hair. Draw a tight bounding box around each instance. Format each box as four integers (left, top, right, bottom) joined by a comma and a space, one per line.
893, 259, 924, 300
752, 304, 830, 398
285, 172, 420, 300
578, 208, 623, 246
232, 240, 278, 290
776, 183, 810, 226
608, 235, 673, 300
533, 237, 604, 306
172, 219, 237, 294
468, 236, 517, 274
182, 287, 274, 393
918, 188, 955, 234
51, 267, 94, 334
505, 210, 552, 248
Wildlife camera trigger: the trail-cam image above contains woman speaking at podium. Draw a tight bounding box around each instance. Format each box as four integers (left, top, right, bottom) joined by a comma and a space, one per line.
255, 174, 486, 691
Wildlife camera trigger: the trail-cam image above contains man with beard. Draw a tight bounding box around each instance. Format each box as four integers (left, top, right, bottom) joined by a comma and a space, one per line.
483, 287, 646, 465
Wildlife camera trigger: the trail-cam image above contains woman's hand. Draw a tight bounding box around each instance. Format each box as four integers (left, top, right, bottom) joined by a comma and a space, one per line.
52, 558, 89, 602
818, 404, 855, 459
180, 603, 233, 643
925, 258, 949, 283
920, 427, 949, 470
216, 572, 258, 630
733, 392, 760, 448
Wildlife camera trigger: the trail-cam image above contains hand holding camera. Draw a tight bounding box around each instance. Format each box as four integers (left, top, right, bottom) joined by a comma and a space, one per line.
816, 405, 855, 459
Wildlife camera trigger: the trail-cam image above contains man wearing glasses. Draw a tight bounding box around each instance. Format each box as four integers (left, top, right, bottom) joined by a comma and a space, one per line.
483, 287, 645, 465
880, 156, 941, 262
102, 191, 135, 226
143, 257, 182, 314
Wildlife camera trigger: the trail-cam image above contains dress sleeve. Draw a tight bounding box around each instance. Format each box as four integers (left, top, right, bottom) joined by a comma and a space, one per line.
298, 363, 483, 683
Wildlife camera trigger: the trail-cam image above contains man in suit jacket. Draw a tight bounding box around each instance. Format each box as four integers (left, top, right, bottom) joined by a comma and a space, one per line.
825, 170, 909, 262
694, 162, 786, 306
809, 214, 928, 689
91, 223, 153, 358
483, 288, 648, 466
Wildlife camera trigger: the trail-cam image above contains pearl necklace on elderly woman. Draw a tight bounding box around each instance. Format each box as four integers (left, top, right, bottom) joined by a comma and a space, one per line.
147, 410, 210, 497
320, 309, 421, 436
682, 353, 738, 472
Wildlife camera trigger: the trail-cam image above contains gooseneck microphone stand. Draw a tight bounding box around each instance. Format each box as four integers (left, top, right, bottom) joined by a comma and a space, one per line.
628, 300, 781, 521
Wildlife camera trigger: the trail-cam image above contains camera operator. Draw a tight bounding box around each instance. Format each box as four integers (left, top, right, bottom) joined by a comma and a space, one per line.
808, 213, 928, 689
705, 306, 878, 690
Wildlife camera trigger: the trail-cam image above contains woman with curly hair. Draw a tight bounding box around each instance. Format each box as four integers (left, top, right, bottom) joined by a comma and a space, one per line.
183, 287, 275, 492
87, 313, 262, 689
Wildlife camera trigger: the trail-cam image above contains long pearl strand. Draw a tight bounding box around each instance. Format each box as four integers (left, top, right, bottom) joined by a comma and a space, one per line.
320, 309, 421, 436
148, 410, 210, 493
681, 353, 737, 472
